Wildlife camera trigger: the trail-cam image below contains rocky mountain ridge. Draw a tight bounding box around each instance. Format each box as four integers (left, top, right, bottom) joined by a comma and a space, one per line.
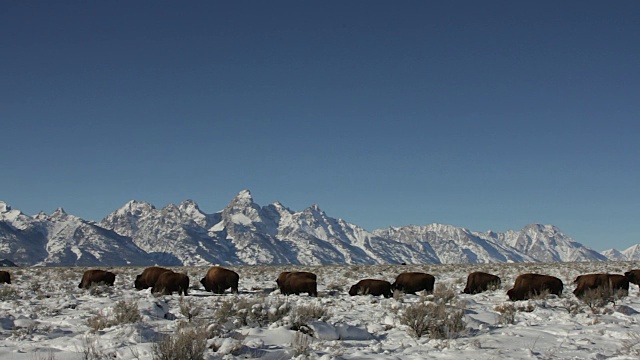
0, 191, 627, 266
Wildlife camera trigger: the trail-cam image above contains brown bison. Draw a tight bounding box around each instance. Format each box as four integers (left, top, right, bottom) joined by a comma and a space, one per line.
507, 273, 563, 301
276, 271, 317, 293
152, 271, 189, 295
78, 269, 116, 289
349, 279, 392, 298
573, 273, 629, 298
463, 272, 501, 294
200, 266, 239, 294
0, 270, 10, 284
134, 266, 172, 290
624, 270, 640, 285
279, 274, 318, 297
391, 272, 435, 295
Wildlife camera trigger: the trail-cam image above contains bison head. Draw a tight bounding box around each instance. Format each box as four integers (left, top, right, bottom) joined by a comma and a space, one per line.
199, 277, 211, 291
134, 274, 144, 290
348, 284, 358, 296
506, 288, 520, 301
390, 282, 403, 292
625, 271, 640, 285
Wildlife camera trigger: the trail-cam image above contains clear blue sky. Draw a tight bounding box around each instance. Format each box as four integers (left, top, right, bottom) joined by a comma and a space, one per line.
2, 1, 638, 251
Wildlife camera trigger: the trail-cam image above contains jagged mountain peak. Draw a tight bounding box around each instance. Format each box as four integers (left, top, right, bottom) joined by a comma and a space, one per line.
222, 190, 263, 225
0, 201, 10, 213
177, 199, 205, 218
49, 207, 72, 221
107, 200, 156, 221
124, 199, 154, 208
270, 201, 288, 211
304, 204, 325, 215
522, 223, 561, 233
232, 189, 254, 203
179, 198, 198, 207
265, 202, 294, 218
426, 223, 471, 233
0, 201, 25, 222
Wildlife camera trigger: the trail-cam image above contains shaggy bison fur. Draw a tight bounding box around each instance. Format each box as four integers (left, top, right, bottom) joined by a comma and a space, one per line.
624, 270, 640, 285
463, 272, 501, 294
391, 272, 435, 295
78, 269, 116, 289
279, 274, 317, 297
276, 271, 317, 293
573, 273, 629, 298
152, 271, 189, 296
507, 273, 563, 301
134, 266, 172, 290
349, 279, 392, 298
0, 270, 10, 284
200, 266, 239, 294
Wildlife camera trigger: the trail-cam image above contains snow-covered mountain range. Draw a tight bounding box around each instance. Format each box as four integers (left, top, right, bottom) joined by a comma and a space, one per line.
0, 190, 632, 267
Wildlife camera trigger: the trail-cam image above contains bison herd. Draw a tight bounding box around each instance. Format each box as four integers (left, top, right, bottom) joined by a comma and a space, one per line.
2, 267, 640, 302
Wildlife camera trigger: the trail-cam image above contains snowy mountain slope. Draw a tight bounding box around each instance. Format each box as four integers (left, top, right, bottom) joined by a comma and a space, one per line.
622, 244, 640, 260
0, 192, 631, 267
1, 202, 57, 265
0, 202, 153, 266
276, 203, 440, 265
100, 199, 240, 266
602, 244, 640, 261
491, 224, 607, 262
374, 224, 535, 264
601, 248, 626, 261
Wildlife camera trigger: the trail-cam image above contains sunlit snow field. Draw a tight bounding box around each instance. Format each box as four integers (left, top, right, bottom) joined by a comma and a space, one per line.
2, 261, 640, 359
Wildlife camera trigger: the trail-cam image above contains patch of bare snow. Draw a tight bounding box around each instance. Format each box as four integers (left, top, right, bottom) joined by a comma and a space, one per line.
231, 213, 253, 226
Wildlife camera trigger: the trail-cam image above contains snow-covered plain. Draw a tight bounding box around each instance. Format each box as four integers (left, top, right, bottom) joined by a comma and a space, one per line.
2, 261, 640, 359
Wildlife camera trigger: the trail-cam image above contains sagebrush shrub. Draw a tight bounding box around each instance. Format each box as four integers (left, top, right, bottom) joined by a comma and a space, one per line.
580, 287, 627, 311
88, 283, 112, 297
400, 301, 466, 339
213, 299, 235, 324
87, 312, 110, 333
432, 283, 457, 304
0, 286, 19, 301
494, 303, 516, 325
289, 304, 329, 334
291, 332, 312, 357
87, 299, 139, 332
152, 326, 208, 360
112, 299, 140, 325
179, 296, 202, 322
212, 297, 291, 328
399, 302, 431, 338
79, 336, 112, 360
560, 298, 582, 315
